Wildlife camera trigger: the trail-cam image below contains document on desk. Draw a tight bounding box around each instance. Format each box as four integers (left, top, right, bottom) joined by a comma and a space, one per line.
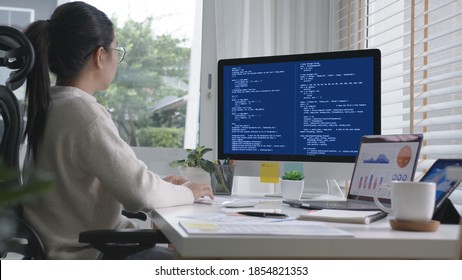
194, 196, 281, 205
179, 220, 354, 237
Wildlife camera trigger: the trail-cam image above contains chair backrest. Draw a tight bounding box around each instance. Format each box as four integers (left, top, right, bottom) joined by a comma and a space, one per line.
0, 25, 34, 171
0, 25, 43, 260
0, 26, 35, 92
0, 85, 22, 172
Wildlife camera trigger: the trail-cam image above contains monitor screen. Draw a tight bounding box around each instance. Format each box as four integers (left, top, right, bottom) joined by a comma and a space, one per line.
217, 49, 381, 163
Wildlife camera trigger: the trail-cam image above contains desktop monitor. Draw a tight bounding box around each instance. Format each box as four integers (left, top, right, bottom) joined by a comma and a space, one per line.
217, 49, 381, 180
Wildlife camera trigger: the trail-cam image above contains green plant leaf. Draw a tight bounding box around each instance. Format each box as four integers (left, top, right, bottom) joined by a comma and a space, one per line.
281, 170, 304, 180
200, 159, 215, 173
199, 148, 213, 157
0, 161, 54, 206
0, 179, 53, 205
168, 159, 186, 168
169, 145, 214, 173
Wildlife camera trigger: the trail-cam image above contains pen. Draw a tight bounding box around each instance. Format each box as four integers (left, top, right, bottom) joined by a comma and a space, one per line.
283, 200, 324, 210
238, 212, 288, 218
298, 203, 324, 210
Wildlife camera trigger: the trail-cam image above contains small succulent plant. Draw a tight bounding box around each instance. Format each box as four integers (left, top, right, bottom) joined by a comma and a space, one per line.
281, 170, 305, 180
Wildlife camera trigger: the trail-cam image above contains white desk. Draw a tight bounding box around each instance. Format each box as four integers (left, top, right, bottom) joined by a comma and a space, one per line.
150, 197, 460, 259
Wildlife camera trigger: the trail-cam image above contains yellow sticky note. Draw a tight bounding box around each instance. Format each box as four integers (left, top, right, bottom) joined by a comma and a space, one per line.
260, 162, 280, 183
184, 223, 218, 231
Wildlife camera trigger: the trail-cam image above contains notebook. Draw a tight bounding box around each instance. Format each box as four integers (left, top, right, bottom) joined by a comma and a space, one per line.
298, 209, 388, 224
285, 134, 423, 210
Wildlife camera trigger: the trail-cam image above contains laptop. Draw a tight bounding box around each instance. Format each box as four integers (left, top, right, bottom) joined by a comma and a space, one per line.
285, 134, 424, 210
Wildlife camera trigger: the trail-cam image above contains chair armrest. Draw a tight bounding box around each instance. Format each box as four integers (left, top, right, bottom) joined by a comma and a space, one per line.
78, 229, 169, 259
121, 210, 147, 221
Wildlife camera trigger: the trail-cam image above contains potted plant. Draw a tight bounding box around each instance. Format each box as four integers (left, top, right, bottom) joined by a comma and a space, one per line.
169, 146, 215, 184
280, 170, 305, 200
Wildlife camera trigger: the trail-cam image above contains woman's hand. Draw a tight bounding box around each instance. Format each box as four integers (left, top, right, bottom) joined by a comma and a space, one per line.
182, 181, 214, 200
163, 175, 188, 185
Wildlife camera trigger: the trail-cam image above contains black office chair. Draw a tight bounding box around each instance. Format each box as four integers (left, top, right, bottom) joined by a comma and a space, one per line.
0, 25, 169, 260
0, 25, 43, 259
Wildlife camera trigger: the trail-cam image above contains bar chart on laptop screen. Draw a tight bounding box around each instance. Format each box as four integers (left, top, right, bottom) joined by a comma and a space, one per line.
350, 142, 420, 198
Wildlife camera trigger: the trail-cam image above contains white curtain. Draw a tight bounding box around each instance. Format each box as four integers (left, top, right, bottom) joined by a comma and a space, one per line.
215, 0, 332, 59
189, 0, 333, 152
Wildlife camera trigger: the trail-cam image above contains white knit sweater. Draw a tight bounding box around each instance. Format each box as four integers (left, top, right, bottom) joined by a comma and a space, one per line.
23, 86, 194, 259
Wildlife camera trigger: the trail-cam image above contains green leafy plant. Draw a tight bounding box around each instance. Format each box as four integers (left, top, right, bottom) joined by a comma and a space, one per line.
169, 146, 215, 173
0, 162, 53, 206
281, 170, 305, 181
1, 160, 53, 245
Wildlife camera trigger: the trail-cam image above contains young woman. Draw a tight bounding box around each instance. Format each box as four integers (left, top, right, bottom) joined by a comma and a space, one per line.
22, 1, 213, 259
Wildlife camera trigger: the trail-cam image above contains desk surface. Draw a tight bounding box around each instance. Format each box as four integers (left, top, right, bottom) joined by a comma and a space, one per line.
150, 196, 460, 259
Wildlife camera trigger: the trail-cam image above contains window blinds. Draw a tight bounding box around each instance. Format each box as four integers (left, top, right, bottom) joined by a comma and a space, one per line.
331, 0, 462, 173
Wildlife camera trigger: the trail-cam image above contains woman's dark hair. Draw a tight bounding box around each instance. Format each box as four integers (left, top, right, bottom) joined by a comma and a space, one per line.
23, 1, 114, 160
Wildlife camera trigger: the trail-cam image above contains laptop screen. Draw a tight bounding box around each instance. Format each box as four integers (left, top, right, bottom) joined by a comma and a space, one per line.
348, 134, 423, 203
420, 159, 462, 210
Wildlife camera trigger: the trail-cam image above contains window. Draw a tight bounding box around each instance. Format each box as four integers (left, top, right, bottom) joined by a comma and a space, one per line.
83, 0, 199, 149
0, 6, 34, 27
332, 0, 462, 174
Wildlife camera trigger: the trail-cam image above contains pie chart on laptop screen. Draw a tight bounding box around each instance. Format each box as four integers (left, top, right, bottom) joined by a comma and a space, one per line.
397, 145, 412, 168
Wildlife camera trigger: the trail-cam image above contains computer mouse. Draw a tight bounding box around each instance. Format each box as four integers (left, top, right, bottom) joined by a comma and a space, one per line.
221, 200, 257, 208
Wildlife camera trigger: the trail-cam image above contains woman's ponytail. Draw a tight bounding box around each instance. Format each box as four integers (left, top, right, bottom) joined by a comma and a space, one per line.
23, 20, 51, 160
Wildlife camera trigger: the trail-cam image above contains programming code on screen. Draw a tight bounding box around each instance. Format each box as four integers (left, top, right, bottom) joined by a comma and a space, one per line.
222, 56, 375, 157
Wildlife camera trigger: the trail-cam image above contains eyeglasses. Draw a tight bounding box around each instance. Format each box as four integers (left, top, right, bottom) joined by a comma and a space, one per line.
83, 46, 126, 63
112, 46, 126, 63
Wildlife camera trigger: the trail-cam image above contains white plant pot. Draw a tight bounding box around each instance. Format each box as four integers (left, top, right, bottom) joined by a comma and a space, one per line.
180, 167, 211, 185
280, 179, 304, 200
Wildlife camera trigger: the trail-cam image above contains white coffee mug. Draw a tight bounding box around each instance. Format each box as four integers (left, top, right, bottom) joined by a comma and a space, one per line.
373, 181, 436, 222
